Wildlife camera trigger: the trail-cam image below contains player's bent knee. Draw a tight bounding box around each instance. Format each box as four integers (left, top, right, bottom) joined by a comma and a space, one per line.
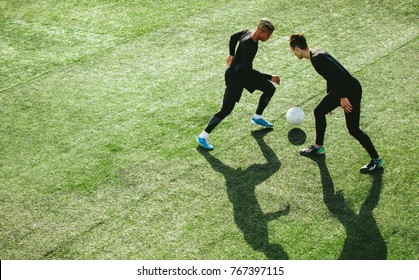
314, 107, 321, 117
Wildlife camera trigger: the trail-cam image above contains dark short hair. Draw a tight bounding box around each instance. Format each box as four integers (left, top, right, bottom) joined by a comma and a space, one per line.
289, 33, 308, 49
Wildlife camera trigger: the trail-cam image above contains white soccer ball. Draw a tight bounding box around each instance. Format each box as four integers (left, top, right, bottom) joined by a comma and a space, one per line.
286, 107, 305, 125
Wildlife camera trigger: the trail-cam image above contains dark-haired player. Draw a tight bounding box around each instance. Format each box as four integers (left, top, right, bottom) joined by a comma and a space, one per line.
289, 33, 382, 173
197, 18, 280, 151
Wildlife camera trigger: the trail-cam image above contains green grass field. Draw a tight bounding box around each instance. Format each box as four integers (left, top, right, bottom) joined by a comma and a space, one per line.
1, 0, 418, 260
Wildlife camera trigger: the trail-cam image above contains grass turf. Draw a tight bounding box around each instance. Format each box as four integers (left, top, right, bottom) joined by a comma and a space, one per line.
0, 0, 418, 259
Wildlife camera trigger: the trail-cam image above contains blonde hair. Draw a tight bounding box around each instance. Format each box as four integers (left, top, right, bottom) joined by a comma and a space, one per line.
258, 18, 275, 32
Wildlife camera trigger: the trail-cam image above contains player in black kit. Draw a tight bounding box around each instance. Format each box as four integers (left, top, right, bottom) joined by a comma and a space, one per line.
289, 33, 382, 173
197, 18, 280, 151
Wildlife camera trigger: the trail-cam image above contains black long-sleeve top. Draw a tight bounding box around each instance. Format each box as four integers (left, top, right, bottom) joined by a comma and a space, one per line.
227, 30, 272, 83
310, 49, 357, 98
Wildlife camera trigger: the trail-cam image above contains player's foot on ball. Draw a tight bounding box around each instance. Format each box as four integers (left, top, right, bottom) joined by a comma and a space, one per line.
197, 136, 214, 151
360, 158, 383, 173
300, 145, 325, 156
251, 117, 273, 128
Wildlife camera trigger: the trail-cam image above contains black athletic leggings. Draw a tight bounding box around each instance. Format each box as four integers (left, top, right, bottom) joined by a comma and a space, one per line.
314, 80, 379, 159
205, 76, 275, 134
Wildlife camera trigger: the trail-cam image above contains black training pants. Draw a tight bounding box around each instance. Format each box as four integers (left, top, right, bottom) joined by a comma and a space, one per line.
205, 73, 275, 134
313, 80, 379, 159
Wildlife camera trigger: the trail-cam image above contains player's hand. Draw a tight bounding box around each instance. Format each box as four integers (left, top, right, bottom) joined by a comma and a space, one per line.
271, 75, 280, 85
340, 98, 353, 113
327, 111, 334, 116
226, 55, 234, 66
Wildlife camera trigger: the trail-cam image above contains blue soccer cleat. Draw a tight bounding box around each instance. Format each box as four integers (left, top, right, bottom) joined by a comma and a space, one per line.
197, 136, 214, 150
251, 117, 273, 128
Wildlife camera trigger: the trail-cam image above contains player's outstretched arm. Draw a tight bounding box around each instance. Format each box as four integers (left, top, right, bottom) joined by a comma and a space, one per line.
271, 75, 280, 85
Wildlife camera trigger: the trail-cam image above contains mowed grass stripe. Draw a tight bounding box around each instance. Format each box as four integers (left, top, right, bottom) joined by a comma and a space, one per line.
0, 0, 235, 92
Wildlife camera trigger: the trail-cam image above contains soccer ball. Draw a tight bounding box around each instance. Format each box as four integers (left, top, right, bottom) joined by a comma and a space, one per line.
286, 107, 304, 125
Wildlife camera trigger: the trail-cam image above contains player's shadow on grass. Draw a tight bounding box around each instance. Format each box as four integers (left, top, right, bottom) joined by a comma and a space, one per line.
307, 155, 387, 259
198, 128, 289, 260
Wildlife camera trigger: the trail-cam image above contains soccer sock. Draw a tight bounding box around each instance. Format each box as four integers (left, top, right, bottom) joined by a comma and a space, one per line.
253, 114, 262, 119
199, 131, 210, 139
205, 116, 222, 134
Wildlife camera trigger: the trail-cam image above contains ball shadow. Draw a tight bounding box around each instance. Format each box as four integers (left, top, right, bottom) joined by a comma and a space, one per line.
287, 128, 306, 146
